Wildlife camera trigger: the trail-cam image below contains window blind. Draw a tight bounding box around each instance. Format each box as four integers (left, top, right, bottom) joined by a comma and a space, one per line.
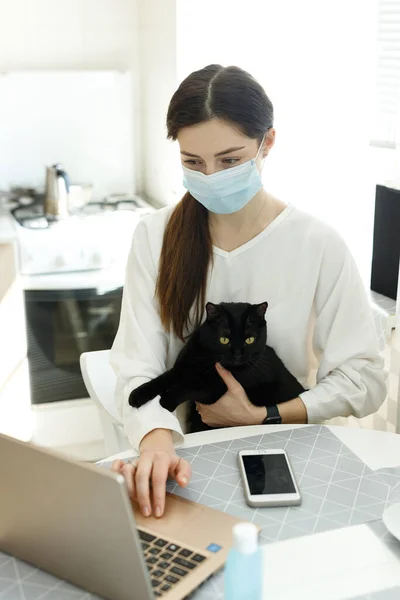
372, 0, 400, 148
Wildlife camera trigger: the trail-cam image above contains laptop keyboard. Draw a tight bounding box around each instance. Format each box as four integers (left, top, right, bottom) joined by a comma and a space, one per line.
138, 529, 207, 597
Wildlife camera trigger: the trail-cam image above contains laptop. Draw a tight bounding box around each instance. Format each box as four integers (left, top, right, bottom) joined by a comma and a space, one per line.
0, 433, 243, 600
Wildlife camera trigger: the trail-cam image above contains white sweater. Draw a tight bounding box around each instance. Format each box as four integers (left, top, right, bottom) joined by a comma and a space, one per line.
110, 204, 386, 451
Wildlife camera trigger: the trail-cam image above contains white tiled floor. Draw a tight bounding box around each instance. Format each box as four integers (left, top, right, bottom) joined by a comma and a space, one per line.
31, 399, 108, 462
371, 290, 397, 316
0, 358, 108, 462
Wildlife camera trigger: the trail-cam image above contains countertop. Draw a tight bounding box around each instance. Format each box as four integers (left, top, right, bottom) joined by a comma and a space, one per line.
0, 210, 17, 243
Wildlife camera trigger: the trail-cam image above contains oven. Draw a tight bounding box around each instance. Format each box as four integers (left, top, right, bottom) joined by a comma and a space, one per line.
24, 286, 122, 404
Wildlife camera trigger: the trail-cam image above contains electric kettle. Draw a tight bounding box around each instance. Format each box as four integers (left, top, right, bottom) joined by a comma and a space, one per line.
44, 164, 70, 218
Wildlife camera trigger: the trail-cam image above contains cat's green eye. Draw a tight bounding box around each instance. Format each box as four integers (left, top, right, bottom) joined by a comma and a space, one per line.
220, 337, 230, 345
245, 337, 255, 345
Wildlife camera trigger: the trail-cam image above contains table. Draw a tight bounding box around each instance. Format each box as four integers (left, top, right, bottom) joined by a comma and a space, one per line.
2, 425, 400, 600
105, 423, 400, 471
107, 424, 400, 599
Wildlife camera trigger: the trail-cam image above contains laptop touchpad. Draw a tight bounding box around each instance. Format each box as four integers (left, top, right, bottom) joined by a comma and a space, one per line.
133, 493, 203, 535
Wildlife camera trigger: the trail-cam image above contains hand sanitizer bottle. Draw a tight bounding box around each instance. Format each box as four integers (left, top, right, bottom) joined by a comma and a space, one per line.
224, 522, 262, 599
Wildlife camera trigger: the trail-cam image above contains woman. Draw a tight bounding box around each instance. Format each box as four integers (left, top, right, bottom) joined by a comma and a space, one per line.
110, 64, 385, 518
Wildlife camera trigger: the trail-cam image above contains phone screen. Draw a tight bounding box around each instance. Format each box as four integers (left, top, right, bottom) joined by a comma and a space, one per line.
242, 453, 296, 495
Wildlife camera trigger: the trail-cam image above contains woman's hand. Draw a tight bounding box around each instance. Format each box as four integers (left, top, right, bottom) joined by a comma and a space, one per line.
196, 363, 267, 427
111, 428, 191, 518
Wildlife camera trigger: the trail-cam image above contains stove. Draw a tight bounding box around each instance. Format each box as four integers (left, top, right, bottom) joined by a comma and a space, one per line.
11, 196, 152, 229
11, 195, 155, 277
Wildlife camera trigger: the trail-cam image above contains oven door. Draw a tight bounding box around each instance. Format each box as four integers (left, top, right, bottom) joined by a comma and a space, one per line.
24, 286, 122, 404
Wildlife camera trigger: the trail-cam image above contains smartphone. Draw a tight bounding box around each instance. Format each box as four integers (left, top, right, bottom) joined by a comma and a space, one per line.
237, 449, 301, 507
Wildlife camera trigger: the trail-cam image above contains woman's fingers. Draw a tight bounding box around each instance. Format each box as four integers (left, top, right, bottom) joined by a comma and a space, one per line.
196, 403, 214, 426
110, 453, 190, 519
111, 459, 125, 472
172, 457, 191, 488
135, 453, 154, 517
196, 402, 210, 424
215, 362, 242, 393
111, 459, 137, 501
120, 463, 137, 500
151, 453, 171, 518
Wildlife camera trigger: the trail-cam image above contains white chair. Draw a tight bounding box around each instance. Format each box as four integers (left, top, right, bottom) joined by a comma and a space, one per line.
81, 350, 189, 457
80, 350, 131, 456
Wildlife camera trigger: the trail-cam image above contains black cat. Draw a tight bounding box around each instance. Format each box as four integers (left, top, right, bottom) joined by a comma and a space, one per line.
129, 301, 305, 432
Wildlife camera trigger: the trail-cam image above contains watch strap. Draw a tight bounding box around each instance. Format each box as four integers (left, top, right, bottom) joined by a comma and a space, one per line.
262, 404, 282, 425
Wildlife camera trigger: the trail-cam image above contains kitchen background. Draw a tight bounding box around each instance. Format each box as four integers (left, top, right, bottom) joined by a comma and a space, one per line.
0, 0, 399, 461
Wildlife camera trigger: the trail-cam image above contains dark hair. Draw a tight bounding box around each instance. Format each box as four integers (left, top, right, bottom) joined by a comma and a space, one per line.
156, 65, 274, 340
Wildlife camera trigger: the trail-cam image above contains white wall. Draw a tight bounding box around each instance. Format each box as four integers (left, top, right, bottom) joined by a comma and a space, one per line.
175, 0, 387, 285
0, 0, 136, 70
0, 0, 397, 281
137, 0, 183, 206
0, 70, 134, 197
0, 0, 142, 192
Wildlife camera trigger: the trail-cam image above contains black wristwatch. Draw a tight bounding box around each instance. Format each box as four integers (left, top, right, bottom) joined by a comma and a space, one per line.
262, 404, 282, 425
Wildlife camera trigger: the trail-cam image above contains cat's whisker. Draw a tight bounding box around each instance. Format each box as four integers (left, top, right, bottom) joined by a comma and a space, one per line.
247, 357, 270, 377
247, 363, 261, 377
246, 357, 260, 369
249, 356, 270, 370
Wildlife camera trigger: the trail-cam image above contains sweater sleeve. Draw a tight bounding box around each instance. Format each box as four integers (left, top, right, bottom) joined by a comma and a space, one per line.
109, 218, 184, 451
299, 235, 386, 423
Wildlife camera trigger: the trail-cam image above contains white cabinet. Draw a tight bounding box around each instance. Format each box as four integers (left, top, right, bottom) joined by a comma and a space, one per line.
0, 242, 32, 440
0, 243, 26, 391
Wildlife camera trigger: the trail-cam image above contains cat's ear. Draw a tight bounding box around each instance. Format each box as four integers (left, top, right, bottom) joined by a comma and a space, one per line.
205, 302, 220, 321
255, 302, 268, 318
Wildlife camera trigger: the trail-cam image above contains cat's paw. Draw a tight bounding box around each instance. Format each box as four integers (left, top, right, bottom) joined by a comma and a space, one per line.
128, 383, 155, 408
159, 391, 178, 413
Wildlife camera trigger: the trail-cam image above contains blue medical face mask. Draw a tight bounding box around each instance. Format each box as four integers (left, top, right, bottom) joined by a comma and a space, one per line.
182, 137, 265, 215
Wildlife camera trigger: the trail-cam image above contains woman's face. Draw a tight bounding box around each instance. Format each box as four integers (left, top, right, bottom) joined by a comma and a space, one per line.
177, 118, 275, 176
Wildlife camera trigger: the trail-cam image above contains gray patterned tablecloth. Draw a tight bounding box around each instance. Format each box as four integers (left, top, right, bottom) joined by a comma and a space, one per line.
2, 425, 400, 599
